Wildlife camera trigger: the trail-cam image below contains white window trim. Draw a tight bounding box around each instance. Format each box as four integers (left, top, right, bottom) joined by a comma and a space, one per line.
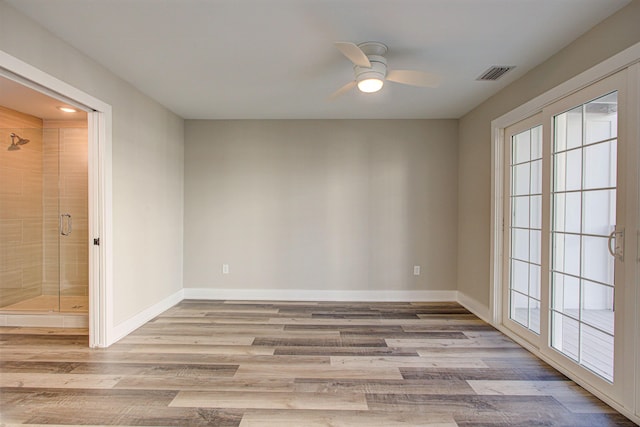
490, 41, 640, 423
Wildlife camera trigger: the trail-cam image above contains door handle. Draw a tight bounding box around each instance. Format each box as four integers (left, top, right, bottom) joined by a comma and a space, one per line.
60, 213, 72, 236
607, 227, 624, 262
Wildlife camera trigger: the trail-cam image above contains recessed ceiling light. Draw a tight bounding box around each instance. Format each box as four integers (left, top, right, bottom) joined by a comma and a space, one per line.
58, 106, 77, 113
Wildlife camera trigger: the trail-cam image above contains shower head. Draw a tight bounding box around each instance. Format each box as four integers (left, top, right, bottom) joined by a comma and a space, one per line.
8, 133, 29, 150
10, 133, 29, 145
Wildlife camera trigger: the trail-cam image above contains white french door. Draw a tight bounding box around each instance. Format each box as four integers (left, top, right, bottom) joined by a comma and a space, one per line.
548, 85, 620, 382
503, 69, 637, 405
503, 114, 543, 344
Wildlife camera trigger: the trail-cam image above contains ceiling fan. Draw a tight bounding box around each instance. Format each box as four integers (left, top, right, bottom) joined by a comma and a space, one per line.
330, 41, 441, 99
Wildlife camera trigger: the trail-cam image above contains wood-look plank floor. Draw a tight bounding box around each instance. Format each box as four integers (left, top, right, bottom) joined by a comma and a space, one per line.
0, 300, 636, 426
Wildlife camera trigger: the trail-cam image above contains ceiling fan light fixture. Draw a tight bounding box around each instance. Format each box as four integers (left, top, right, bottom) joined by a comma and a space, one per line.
357, 78, 384, 93
331, 41, 440, 100
355, 59, 387, 93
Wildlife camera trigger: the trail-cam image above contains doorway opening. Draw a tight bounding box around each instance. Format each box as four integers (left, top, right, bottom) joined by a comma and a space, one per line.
491, 57, 640, 417
0, 89, 89, 322
0, 50, 112, 348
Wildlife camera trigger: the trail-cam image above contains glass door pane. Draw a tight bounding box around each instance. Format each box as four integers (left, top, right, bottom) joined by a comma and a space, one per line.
57, 126, 89, 313
550, 91, 617, 382
43, 127, 61, 311
508, 124, 543, 334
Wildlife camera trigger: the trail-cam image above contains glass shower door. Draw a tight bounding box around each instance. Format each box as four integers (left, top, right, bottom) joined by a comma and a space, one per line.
42, 126, 61, 311
56, 126, 89, 313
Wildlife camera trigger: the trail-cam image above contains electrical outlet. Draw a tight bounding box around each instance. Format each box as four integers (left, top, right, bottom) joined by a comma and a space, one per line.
413, 265, 421, 276
222, 264, 229, 274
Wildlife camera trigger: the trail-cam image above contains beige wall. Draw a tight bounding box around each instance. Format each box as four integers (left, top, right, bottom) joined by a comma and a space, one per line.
0, 1, 185, 324
0, 106, 43, 307
3, 0, 637, 319
185, 120, 458, 294
457, 0, 640, 307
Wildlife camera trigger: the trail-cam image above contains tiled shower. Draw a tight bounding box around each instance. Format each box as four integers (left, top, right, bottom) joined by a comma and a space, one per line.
0, 105, 88, 319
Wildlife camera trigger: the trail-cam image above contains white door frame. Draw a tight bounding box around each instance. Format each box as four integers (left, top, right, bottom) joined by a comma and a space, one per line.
490, 43, 640, 421
0, 50, 112, 348
491, 41, 640, 327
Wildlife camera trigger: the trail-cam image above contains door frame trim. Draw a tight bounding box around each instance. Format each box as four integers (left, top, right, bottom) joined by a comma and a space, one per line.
491, 41, 640, 327
0, 50, 113, 348
490, 42, 640, 421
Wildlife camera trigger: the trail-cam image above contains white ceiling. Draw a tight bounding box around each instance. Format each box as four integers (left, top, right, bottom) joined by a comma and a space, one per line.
5, 0, 631, 119
0, 76, 88, 120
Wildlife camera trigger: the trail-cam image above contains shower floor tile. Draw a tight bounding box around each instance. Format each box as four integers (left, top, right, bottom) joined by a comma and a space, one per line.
0, 295, 88, 313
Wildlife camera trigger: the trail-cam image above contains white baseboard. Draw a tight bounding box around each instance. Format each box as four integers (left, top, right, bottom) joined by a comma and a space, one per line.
456, 291, 491, 323
104, 288, 487, 346
183, 287, 458, 302
107, 289, 184, 346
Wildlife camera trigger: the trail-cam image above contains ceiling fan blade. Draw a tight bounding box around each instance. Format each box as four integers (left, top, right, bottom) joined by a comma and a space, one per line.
328, 81, 356, 100
386, 69, 441, 88
335, 42, 371, 68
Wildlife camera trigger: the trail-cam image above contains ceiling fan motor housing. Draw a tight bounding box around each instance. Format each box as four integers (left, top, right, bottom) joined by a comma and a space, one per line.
354, 55, 387, 83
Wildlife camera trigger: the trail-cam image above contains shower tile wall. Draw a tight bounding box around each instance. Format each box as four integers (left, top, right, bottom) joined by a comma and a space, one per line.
0, 106, 44, 307
43, 120, 88, 297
